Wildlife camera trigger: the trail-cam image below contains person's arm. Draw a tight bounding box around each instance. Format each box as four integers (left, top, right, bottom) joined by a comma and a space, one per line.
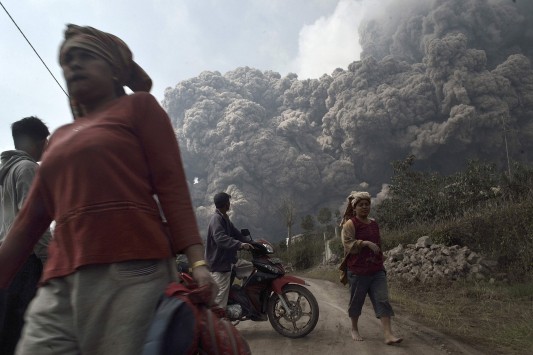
133, 93, 202, 253
341, 220, 363, 255
361, 240, 380, 253
0, 177, 52, 288
211, 215, 242, 252
230, 223, 254, 251
16, 161, 50, 262
15, 161, 37, 210
231, 223, 250, 243
229, 221, 252, 246
33, 229, 51, 264
363, 220, 381, 254
133, 94, 214, 292
183, 243, 217, 293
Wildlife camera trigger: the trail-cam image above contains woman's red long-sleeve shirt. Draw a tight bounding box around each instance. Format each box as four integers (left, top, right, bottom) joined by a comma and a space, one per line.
0, 92, 202, 286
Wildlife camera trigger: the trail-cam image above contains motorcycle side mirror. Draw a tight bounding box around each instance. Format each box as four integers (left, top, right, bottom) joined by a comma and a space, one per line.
240, 229, 250, 236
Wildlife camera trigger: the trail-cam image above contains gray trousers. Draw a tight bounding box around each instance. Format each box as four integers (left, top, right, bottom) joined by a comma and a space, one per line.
16, 258, 175, 355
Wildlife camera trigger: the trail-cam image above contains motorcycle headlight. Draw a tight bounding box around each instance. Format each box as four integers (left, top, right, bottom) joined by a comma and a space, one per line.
262, 243, 274, 254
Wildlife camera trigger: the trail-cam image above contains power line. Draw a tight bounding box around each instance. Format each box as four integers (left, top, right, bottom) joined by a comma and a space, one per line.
0, 1, 69, 97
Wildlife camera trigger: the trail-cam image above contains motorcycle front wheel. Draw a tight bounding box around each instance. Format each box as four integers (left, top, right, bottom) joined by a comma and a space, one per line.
267, 284, 319, 338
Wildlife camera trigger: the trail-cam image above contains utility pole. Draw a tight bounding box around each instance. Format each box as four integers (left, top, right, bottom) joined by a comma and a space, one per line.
323, 232, 328, 264
501, 114, 512, 181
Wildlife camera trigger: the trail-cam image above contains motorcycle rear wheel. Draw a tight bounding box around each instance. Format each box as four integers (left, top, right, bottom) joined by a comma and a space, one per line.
267, 284, 319, 338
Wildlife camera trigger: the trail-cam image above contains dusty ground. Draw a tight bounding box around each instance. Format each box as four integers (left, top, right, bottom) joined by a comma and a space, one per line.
236, 278, 485, 355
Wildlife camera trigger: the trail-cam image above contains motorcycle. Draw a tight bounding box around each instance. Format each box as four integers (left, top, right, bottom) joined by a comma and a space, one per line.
178, 229, 319, 338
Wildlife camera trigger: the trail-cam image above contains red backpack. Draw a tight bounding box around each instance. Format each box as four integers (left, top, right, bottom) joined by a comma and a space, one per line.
143, 282, 251, 355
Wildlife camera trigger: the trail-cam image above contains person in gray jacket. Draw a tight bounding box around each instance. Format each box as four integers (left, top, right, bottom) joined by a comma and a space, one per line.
0, 116, 51, 355
205, 192, 253, 308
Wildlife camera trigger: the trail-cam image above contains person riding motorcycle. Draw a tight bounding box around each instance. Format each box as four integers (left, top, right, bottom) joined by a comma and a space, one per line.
205, 192, 253, 309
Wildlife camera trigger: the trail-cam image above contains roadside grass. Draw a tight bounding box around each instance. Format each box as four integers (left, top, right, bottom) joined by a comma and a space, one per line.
388, 279, 533, 355
301, 267, 533, 355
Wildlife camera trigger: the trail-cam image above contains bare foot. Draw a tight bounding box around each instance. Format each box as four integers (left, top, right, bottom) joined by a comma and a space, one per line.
385, 336, 403, 345
351, 329, 364, 341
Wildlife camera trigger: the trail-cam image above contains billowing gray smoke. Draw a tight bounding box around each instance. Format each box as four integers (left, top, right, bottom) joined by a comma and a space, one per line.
162, 0, 533, 240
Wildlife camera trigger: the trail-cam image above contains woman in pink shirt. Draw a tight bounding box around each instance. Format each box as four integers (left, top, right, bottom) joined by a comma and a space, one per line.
0, 24, 215, 354
341, 191, 402, 345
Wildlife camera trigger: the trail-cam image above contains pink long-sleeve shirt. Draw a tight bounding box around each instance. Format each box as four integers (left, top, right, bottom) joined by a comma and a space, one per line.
0, 92, 201, 286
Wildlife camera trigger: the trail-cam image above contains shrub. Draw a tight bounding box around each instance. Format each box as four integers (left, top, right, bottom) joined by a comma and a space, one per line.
375, 157, 515, 229
329, 235, 344, 258
276, 234, 324, 270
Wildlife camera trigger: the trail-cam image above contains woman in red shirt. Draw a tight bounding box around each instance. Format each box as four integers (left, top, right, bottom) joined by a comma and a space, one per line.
0, 24, 215, 354
341, 191, 402, 345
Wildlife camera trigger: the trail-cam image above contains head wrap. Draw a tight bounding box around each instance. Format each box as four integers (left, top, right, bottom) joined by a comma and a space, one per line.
340, 191, 371, 226
347, 191, 371, 208
59, 24, 152, 117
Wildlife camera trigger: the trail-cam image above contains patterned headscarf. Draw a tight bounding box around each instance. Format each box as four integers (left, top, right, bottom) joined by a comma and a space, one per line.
59, 24, 152, 117
340, 191, 371, 226
348, 191, 371, 207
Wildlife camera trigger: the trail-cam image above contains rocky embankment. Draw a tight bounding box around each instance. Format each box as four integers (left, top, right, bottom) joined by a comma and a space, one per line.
383, 236, 500, 283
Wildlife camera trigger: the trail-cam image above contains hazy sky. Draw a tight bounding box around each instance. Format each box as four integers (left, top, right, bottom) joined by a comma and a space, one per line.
1, 0, 366, 153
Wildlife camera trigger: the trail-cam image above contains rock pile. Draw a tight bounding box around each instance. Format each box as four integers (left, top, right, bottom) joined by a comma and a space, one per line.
384, 236, 499, 283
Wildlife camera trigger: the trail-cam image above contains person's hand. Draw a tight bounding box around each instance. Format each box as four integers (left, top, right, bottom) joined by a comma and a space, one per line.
364, 241, 381, 254
191, 265, 218, 305
240, 243, 254, 251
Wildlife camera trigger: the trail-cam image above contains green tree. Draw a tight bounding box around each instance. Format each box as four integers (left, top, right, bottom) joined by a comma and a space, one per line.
334, 209, 341, 226
317, 207, 332, 235
287, 234, 323, 269
300, 214, 315, 234
375, 154, 453, 228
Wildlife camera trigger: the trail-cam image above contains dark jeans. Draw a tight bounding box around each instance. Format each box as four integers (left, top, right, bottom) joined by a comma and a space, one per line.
347, 269, 394, 318
0, 254, 42, 355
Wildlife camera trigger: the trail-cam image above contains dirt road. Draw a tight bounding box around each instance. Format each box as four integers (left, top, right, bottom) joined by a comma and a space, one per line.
236, 278, 485, 355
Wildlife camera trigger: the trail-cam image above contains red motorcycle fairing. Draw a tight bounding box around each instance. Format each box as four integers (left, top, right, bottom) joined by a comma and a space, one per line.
271, 275, 307, 294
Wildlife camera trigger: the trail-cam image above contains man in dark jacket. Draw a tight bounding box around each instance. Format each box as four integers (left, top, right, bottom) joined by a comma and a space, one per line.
0, 116, 51, 355
205, 192, 253, 308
